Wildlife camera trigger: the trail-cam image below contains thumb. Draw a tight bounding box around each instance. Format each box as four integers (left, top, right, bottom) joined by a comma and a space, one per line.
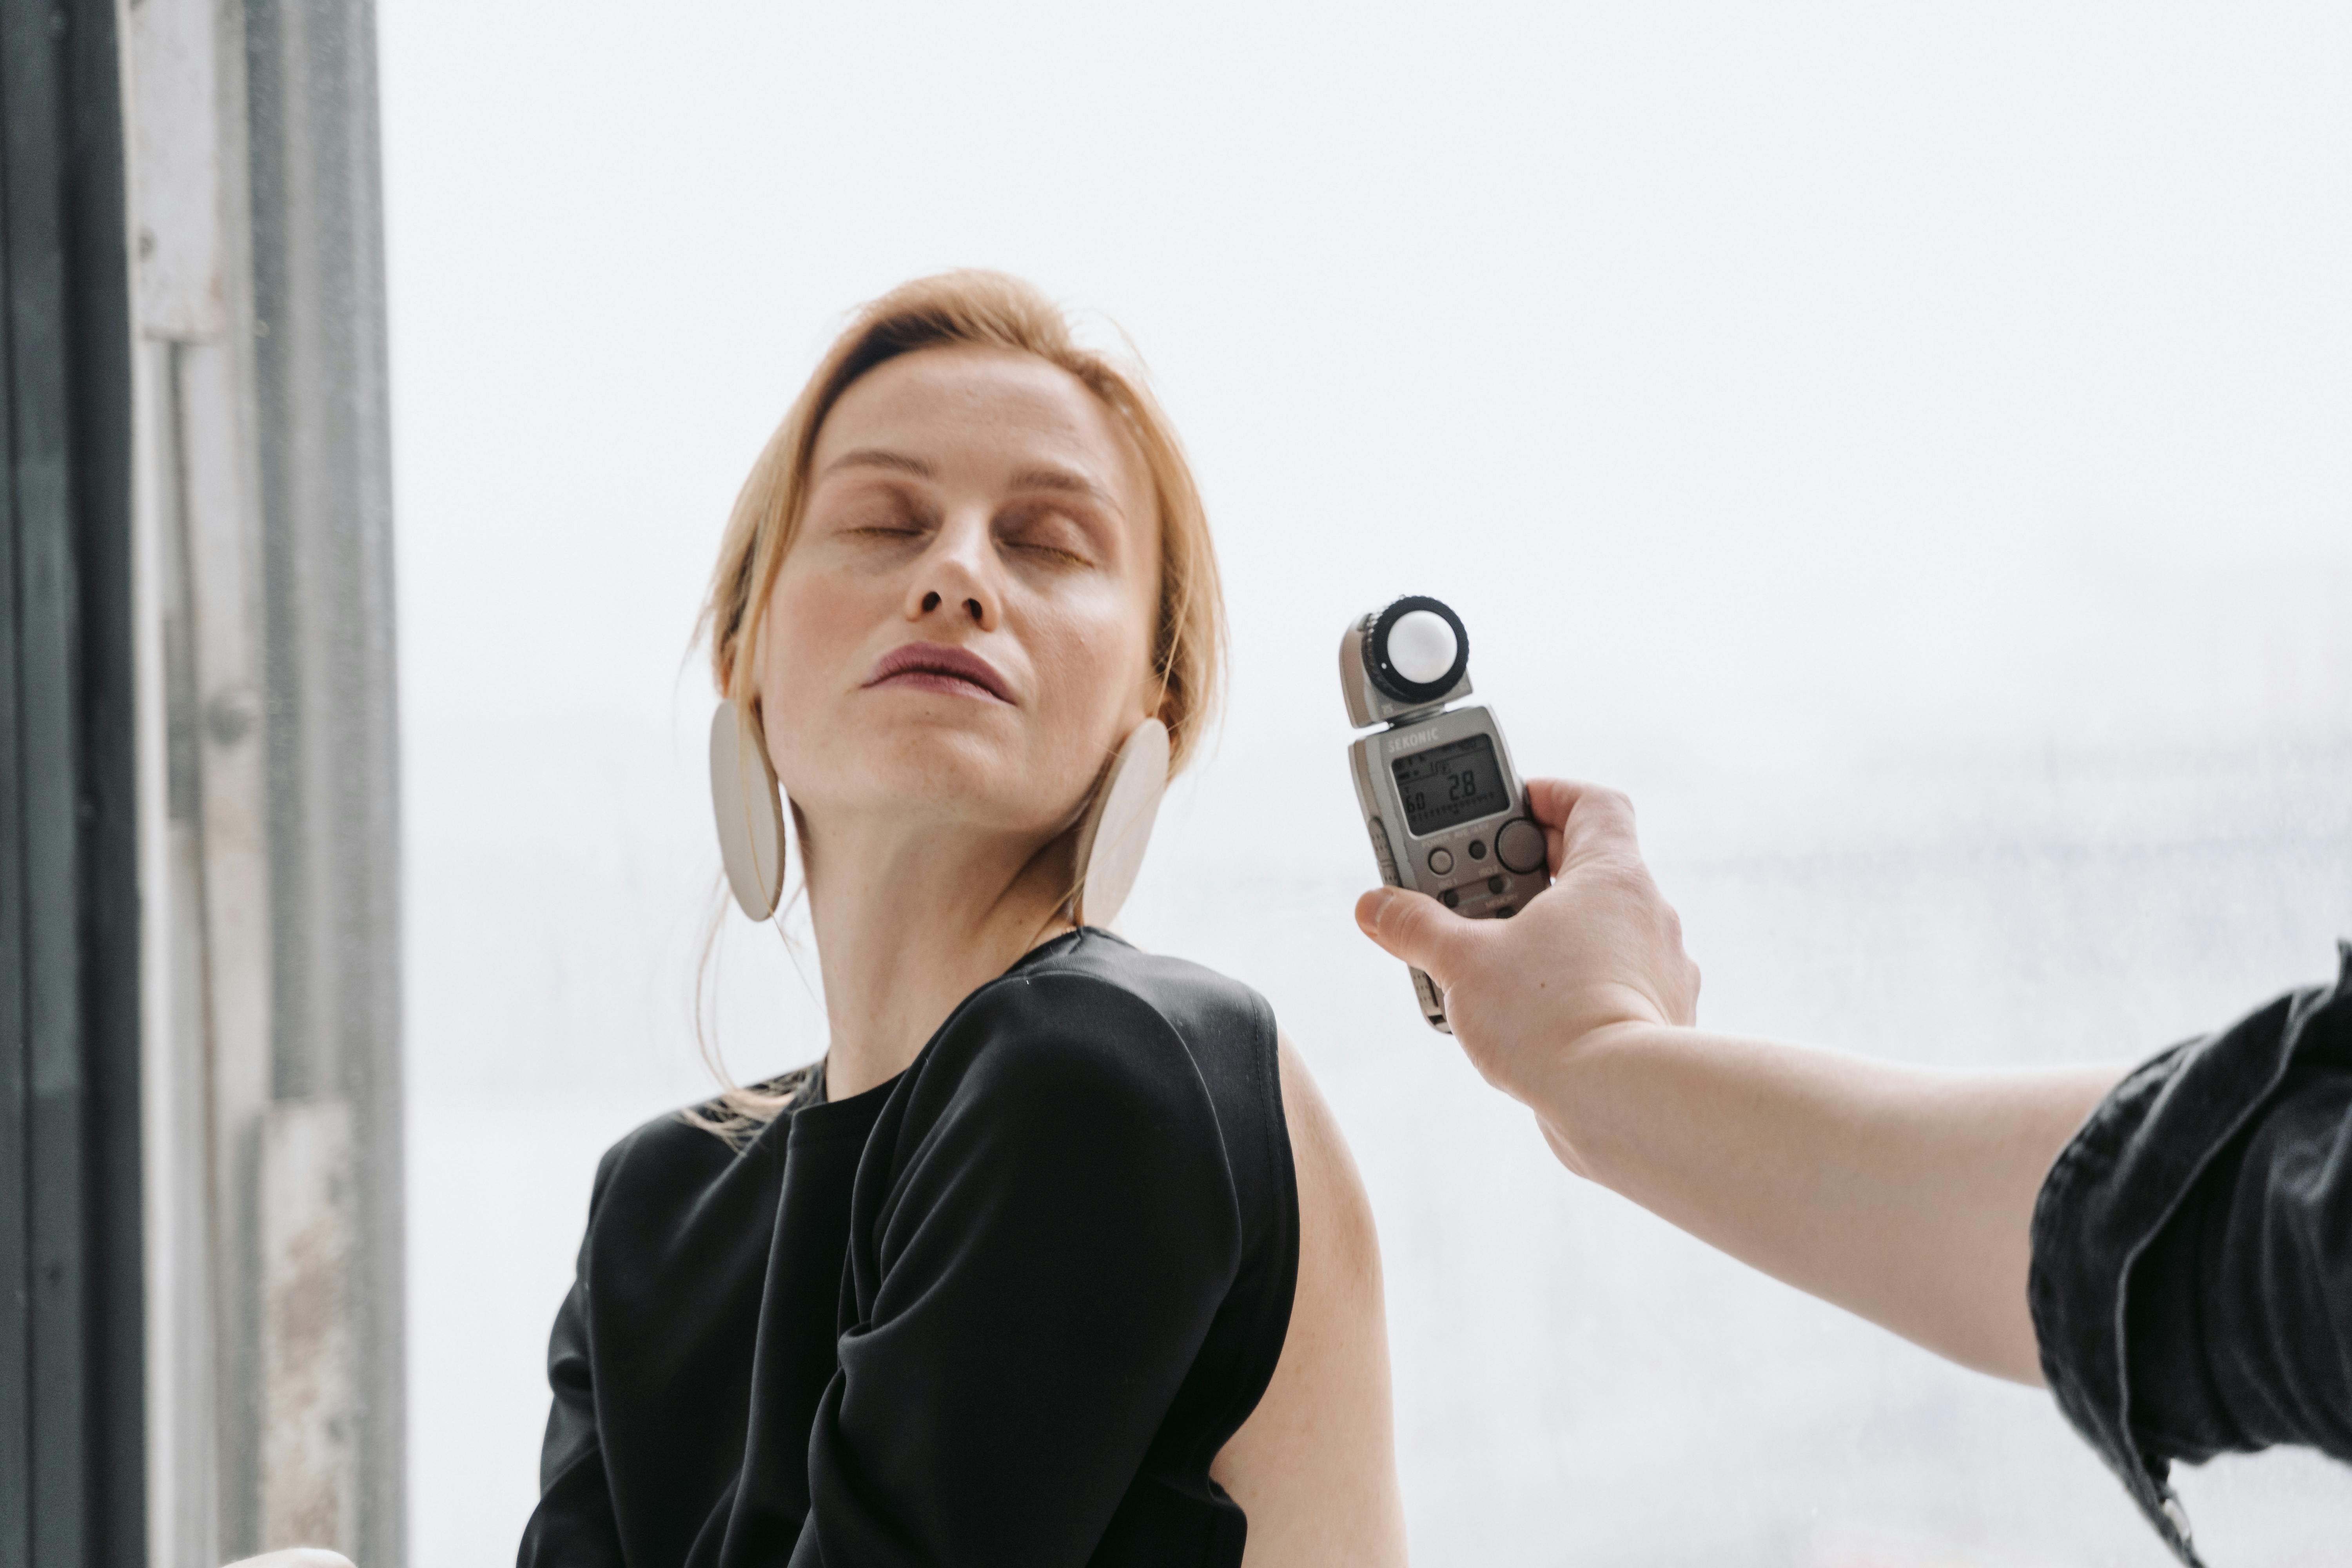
1354, 886, 1474, 989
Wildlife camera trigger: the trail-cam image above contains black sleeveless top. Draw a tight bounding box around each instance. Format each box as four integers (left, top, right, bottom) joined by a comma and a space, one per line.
519, 930, 1300, 1568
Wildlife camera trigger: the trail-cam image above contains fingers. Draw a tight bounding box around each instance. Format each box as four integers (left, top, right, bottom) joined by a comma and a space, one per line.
1354, 886, 1477, 990
1524, 779, 1641, 870
1522, 777, 1601, 831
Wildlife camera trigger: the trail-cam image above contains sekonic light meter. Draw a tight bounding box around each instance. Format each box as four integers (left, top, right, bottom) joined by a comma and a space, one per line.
1342, 595, 1550, 1033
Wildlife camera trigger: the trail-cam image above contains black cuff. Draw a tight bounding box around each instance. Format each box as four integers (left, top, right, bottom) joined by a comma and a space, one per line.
2027, 940, 2352, 1568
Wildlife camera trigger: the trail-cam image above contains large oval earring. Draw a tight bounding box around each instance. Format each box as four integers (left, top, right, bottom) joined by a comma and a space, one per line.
710, 698, 788, 920
1070, 717, 1170, 929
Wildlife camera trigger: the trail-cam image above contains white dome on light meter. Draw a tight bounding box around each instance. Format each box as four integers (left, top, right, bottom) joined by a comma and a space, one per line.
1387, 609, 1457, 685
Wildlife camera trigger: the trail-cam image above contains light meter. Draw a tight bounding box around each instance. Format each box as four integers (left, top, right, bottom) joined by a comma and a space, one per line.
1341, 595, 1550, 1033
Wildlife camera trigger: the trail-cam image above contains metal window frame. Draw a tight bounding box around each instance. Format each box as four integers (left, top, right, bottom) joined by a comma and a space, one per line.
2, 0, 407, 1563
0, 1, 146, 1566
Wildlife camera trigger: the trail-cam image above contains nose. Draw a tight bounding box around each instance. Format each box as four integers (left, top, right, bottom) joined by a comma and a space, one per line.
919, 587, 984, 624
905, 509, 999, 631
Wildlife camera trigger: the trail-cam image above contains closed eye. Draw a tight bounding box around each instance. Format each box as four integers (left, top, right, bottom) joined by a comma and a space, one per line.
1011, 537, 1090, 565
998, 505, 1099, 567
829, 495, 935, 544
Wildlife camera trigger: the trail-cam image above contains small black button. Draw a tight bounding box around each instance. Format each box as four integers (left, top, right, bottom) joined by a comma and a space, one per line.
1495, 904, 1515, 918
1442, 888, 1460, 909
1488, 875, 1506, 895
1468, 839, 1487, 860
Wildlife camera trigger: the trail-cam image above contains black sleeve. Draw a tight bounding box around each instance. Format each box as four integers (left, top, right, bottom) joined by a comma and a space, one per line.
517, 1141, 630, 1568
2029, 941, 2352, 1568
791, 973, 1245, 1568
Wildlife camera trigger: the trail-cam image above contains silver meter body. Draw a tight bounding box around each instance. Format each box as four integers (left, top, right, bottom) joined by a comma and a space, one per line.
1341, 595, 1550, 1033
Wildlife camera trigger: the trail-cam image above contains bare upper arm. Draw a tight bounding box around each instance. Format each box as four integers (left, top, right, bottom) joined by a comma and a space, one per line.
1210, 1032, 1408, 1566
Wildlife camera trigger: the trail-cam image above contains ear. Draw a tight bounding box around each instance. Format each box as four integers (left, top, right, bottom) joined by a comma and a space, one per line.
710, 698, 788, 919
1069, 717, 1169, 929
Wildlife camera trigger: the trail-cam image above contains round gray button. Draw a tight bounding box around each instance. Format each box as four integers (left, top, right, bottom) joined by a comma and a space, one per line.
1427, 848, 1454, 876
1496, 818, 1546, 874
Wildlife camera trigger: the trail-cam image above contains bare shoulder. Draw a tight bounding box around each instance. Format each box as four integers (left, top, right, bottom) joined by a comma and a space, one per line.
1211, 1031, 1408, 1567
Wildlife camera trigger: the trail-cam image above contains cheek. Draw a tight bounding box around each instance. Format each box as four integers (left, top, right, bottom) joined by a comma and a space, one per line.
753, 568, 864, 756
1026, 578, 1157, 738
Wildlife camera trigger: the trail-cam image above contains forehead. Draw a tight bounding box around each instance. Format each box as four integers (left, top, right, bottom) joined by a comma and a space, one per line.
812, 345, 1149, 502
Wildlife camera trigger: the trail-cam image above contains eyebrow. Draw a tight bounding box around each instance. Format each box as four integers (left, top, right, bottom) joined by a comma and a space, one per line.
819, 449, 1121, 513
1007, 466, 1120, 512
820, 448, 934, 479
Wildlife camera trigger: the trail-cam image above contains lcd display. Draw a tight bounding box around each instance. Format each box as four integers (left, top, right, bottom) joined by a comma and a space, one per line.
1392, 733, 1509, 836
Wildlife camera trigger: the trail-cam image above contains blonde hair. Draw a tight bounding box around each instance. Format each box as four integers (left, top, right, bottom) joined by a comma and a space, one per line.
690, 272, 1227, 1138
703, 269, 1224, 769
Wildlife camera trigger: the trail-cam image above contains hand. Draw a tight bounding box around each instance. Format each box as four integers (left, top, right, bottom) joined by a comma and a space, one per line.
1354, 781, 1700, 1133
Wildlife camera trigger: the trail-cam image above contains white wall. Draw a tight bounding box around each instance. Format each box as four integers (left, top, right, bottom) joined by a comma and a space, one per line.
379, 3, 2352, 1562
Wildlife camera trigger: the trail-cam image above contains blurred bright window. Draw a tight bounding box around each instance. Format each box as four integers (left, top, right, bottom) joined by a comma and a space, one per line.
383, 4, 2352, 1562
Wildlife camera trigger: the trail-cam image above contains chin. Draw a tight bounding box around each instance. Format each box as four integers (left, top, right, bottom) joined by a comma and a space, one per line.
812, 726, 1078, 835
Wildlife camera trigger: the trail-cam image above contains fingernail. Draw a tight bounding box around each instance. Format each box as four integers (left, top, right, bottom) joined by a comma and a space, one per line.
1356, 887, 1393, 935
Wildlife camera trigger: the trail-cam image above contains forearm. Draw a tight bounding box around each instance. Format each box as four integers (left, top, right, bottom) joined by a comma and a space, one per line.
1526, 1024, 2125, 1383
1354, 781, 2132, 1383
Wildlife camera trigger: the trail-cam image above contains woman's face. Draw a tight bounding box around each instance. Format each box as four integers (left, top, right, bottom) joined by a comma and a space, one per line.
757, 345, 1162, 848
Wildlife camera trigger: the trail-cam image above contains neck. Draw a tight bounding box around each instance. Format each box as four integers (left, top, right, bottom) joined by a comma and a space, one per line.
802, 809, 1078, 1101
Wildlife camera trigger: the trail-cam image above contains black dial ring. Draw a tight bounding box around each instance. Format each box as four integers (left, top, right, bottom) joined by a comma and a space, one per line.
1365, 594, 1469, 705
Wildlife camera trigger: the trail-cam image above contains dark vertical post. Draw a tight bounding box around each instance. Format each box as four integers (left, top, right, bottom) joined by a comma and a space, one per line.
0, 2, 143, 1568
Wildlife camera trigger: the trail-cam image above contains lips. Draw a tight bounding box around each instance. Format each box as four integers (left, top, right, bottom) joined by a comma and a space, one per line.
863, 641, 1016, 704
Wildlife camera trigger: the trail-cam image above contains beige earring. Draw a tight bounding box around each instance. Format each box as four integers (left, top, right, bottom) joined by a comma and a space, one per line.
710, 699, 788, 920
1070, 717, 1170, 929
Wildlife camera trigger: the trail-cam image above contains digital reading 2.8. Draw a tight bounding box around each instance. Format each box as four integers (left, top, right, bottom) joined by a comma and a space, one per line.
1392, 734, 1508, 836
1340, 595, 1552, 1033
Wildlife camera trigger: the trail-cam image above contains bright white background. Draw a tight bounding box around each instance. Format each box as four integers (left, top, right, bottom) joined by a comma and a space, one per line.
379, 4, 2352, 1563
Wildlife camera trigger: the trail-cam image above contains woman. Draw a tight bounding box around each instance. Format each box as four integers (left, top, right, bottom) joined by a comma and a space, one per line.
521, 273, 1408, 1567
